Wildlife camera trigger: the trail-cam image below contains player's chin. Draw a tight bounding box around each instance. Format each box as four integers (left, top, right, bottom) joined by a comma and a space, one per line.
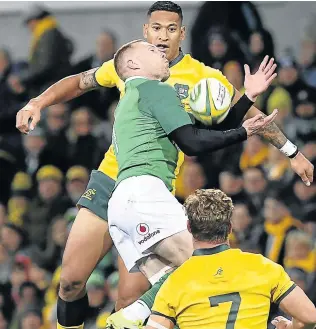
161, 71, 170, 82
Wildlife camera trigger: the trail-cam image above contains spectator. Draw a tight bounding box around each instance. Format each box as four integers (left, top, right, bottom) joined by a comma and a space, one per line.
240, 136, 269, 170
7, 172, 32, 227
264, 145, 293, 188
20, 127, 68, 178
8, 4, 73, 97
19, 309, 43, 329
204, 27, 244, 71
71, 30, 119, 120
231, 202, 263, 247
248, 29, 275, 72
219, 168, 250, 204
259, 193, 303, 266
243, 166, 268, 217
277, 54, 316, 113
290, 96, 316, 145
9, 282, 42, 329
67, 107, 103, 170
0, 223, 30, 261
22, 165, 72, 250
65, 166, 89, 206
299, 37, 316, 88
175, 159, 206, 203
284, 231, 316, 284
85, 271, 112, 329
302, 208, 316, 241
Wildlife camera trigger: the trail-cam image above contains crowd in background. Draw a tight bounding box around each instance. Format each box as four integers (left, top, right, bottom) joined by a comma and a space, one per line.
0, 2, 316, 329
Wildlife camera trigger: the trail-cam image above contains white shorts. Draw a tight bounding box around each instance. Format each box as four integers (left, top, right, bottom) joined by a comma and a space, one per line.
108, 175, 187, 272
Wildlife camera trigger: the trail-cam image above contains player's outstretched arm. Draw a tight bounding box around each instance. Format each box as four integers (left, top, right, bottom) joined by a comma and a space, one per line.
16, 68, 100, 134
277, 286, 316, 329
169, 110, 277, 156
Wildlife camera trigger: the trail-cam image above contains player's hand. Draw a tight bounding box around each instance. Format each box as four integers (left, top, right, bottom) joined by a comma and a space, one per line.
242, 109, 278, 137
16, 101, 41, 134
271, 316, 292, 329
290, 152, 314, 186
244, 55, 277, 102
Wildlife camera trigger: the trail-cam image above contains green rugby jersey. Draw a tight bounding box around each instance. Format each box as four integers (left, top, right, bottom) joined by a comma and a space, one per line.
112, 77, 192, 192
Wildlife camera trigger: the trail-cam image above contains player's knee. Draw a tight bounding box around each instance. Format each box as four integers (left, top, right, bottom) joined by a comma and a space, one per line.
115, 294, 138, 310
59, 274, 86, 301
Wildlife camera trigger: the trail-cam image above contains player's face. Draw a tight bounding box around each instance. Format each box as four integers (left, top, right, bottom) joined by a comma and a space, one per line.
136, 42, 170, 81
143, 11, 185, 62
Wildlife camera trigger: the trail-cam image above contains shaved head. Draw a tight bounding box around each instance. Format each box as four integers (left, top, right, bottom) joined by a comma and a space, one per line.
114, 40, 170, 82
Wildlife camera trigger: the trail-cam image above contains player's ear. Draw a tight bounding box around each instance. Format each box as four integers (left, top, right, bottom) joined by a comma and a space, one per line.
127, 59, 139, 70
180, 26, 186, 41
143, 24, 148, 38
187, 220, 192, 233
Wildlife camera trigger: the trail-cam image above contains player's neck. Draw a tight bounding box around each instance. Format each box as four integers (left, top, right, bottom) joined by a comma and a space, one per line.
193, 240, 230, 250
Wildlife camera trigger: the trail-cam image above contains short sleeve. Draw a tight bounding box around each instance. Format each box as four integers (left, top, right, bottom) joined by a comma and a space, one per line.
94, 59, 120, 88
201, 64, 235, 100
270, 261, 296, 304
139, 81, 192, 135
151, 276, 177, 324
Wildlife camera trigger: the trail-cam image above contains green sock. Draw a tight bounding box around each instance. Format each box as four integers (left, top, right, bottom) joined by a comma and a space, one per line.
139, 272, 173, 309
139, 271, 179, 329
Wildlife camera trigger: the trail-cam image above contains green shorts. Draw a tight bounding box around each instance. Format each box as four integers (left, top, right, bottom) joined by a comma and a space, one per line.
77, 170, 115, 221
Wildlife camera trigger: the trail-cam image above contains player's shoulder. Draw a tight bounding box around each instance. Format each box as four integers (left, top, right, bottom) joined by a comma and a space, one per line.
239, 249, 282, 271
183, 54, 223, 77
165, 257, 196, 284
138, 80, 176, 97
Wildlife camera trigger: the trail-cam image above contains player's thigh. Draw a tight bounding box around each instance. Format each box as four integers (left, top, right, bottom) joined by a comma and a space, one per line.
152, 230, 193, 267
61, 170, 115, 284
116, 255, 150, 310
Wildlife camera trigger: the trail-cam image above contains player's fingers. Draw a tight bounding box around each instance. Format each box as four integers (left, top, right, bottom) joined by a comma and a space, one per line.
30, 114, 40, 131
307, 166, 314, 183
300, 171, 311, 186
264, 57, 275, 74
263, 109, 278, 125
266, 73, 278, 85
265, 64, 277, 79
259, 55, 269, 71
244, 64, 251, 76
16, 111, 31, 134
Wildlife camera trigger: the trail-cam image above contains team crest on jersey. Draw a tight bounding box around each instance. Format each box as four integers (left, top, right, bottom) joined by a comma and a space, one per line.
82, 188, 97, 201
214, 267, 223, 277
174, 83, 189, 100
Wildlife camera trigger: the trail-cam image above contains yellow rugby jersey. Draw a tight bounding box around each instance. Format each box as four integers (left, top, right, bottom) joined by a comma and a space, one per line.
94, 52, 234, 192
152, 245, 295, 329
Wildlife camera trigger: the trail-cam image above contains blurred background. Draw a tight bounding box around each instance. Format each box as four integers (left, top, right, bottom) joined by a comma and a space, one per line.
0, 1, 316, 329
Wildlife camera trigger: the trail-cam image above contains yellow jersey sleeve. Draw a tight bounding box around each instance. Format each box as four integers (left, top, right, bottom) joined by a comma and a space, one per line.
95, 59, 119, 88
200, 64, 235, 99
152, 276, 177, 323
269, 260, 296, 304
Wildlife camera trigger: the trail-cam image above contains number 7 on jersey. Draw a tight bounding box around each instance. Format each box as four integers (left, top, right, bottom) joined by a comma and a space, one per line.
209, 292, 241, 329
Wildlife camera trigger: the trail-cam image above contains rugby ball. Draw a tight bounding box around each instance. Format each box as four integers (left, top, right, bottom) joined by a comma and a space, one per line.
189, 78, 233, 125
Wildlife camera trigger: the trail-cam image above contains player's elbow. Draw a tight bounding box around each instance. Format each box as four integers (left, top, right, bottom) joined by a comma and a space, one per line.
305, 309, 316, 324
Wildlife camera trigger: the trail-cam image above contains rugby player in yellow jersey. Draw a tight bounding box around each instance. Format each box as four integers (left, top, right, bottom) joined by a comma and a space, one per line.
145, 189, 316, 329
15, 1, 313, 329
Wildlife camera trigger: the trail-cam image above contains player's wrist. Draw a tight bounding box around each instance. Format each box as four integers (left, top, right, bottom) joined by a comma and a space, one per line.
279, 140, 299, 159
244, 91, 257, 103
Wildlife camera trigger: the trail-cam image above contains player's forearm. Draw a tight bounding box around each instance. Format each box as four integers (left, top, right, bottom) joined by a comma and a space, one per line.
292, 318, 316, 329
169, 124, 247, 156
29, 68, 99, 110
245, 105, 288, 148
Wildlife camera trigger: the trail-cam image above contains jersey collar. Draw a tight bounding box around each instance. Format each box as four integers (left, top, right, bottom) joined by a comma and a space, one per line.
193, 244, 230, 256
169, 49, 184, 68
125, 76, 149, 83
